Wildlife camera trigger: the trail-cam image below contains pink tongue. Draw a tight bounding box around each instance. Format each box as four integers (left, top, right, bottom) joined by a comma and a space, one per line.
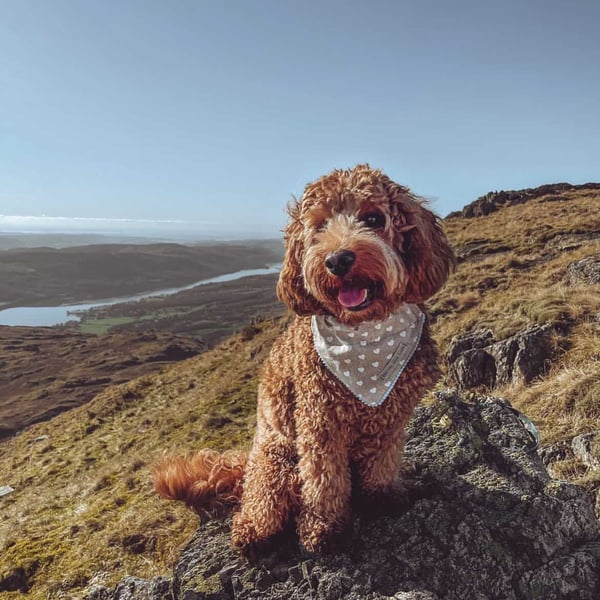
338, 285, 368, 308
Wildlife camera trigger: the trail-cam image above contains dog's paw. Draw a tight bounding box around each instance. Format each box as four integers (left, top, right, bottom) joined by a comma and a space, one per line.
296, 509, 350, 554
231, 513, 275, 560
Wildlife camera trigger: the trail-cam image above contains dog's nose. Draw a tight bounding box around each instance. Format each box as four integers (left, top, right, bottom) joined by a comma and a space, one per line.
325, 250, 356, 276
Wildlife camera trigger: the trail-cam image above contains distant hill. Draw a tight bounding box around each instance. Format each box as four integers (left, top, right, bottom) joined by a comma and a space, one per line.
0, 239, 283, 308
0, 184, 598, 598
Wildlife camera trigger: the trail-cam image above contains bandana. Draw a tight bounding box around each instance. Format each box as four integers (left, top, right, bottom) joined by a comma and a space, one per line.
311, 304, 425, 407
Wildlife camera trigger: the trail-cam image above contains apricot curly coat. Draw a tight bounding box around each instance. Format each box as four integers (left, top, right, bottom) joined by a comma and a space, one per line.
153, 164, 454, 554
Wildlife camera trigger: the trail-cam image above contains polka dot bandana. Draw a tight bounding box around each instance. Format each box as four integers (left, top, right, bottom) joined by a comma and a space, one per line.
311, 304, 425, 407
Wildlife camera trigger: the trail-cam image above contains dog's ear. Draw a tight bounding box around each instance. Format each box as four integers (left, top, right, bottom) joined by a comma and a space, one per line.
392, 194, 455, 303
276, 201, 322, 315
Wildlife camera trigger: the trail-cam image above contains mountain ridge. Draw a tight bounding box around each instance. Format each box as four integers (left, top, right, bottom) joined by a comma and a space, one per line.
446, 181, 600, 219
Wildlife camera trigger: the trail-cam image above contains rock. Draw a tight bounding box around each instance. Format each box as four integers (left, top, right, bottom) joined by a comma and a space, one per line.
450, 348, 497, 388
512, 326, 554, 383
566, 254, 600, 285
538, 441, 574, 469
571, 432, 600, 470
92, 391, 600, 600
84, 576, 172, 600
0, 485, 15, 498
447, 326, 553, 389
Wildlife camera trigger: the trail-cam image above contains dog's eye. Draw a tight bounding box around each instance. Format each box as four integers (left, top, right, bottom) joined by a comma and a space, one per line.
360, 212, 386, 229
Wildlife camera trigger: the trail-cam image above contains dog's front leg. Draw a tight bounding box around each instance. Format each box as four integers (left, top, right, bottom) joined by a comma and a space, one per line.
353, 426, 410, 516
231, 433, 297, 555
295, 398, 351, 553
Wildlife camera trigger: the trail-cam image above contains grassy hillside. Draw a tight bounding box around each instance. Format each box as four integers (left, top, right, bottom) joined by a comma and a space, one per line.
0, 184, 598, 598
0, 327, 205, 439
0, 318, 286, 597
432, 187, 600, 449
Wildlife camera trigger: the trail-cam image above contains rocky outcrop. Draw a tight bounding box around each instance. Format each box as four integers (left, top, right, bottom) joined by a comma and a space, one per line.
447, 326, 554, 389
85, 577, 171, 600
86, 391, 600, 600
572, 432, 600, 470
446, 183, 600, 219
566, 254, 600, 285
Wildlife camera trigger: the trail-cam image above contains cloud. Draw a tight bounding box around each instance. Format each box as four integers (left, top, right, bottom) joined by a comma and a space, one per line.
2, 214, 197, 226
0, 215, 279, 240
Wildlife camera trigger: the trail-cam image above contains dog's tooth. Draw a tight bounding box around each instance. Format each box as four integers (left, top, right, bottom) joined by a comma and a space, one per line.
344, 358, 351, 364
370, 387, 377, 393
358, 354, 365, 360
373, 348, 380, 354
348, 332, 355, 338
361, 331, 369, 337
343, 370, 350, 376
400, 331, 407, 338
356, 380, 363, 386
386, 326, 393, 332
371, 375, 377, 380
375, 323, 382, 330
372, 361, 379, 368
384, 381, 392, 387
360, 340, 367, 346
387, 339, 395, 346
358, 367, 365, 373
374, 336, 381, 342
386, 354, 393, 360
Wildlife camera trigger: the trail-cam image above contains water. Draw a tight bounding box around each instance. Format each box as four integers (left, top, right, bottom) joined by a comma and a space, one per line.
0, 265, 281, 327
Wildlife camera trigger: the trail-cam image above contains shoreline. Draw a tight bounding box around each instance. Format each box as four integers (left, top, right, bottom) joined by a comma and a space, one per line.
0, 265, 281, 327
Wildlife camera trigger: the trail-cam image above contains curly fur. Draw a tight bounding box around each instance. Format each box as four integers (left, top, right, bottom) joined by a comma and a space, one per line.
153, 164, 455, 554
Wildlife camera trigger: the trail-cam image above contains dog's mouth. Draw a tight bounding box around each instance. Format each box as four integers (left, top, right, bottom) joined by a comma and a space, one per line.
337, 280, 375, 311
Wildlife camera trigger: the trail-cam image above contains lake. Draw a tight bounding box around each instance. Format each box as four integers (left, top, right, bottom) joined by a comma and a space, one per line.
0, 265, 281, 327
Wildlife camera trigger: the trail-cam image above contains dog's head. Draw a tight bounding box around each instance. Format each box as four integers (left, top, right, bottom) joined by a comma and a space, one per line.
277, 164, 455, 324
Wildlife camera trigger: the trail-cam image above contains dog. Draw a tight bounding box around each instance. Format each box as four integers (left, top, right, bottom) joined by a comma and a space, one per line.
153, 164, 454, 555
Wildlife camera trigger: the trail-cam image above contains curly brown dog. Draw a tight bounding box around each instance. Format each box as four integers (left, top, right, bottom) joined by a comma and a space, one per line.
153, 164, 454, 555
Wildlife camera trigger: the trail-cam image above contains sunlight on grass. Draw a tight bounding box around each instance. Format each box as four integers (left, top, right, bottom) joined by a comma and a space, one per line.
80, 316, 138, 335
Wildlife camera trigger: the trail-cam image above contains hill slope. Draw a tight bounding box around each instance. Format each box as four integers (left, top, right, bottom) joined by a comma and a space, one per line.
0, 318, 285, 597
0, 184, 598, 598
432, 185, 600, 450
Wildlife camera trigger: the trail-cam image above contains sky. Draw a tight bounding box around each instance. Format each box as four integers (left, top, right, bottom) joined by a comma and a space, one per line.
1, 0, 599, 237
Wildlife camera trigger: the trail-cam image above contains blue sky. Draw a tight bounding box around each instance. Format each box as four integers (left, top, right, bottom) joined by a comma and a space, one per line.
1, 0, 599, 236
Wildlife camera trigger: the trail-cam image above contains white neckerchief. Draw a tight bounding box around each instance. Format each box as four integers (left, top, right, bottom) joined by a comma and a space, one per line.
311, 304, 425, 407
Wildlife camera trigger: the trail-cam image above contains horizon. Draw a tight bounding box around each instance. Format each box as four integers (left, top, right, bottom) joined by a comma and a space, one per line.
1, 1, 599, 228
0, 214, 282, 240
3, 174, 599, 241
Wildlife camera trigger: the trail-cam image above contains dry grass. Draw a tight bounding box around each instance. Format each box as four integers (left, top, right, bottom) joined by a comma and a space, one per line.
433, 191, 599, 343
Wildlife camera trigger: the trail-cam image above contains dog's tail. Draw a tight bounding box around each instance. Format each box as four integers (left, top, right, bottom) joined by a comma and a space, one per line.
152, 449, 247, 517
